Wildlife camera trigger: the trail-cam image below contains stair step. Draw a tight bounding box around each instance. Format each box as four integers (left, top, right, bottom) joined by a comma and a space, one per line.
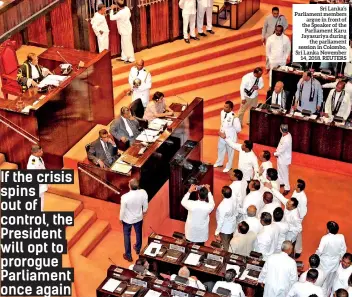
62, 254, 77, 297
0, 161, 18, 169
67, 209, 97, 249
71, 220, 111, 257
45, 192, 83, 218
0, 153, 5, 165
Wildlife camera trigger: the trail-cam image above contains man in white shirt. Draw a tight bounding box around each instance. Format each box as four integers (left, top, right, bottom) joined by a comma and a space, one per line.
256, 150, 272, 183
129, 258, 155, 276
244, 205, 263, 235
241, 180, 263, 218
299, 254, 326, 287
331, 253, 352, 295
323, 78, 352, 98
229, 169, 247, 214
274, 124, 292, 195
120, 178, 148, 262
316, 221, 347, 292
253, 212, 279, 260
334, 289, 349, 297
238, 67, 264, 125
91, 4, 109, 53
266, 81, 289, 110
27, 145, 48, 211
110, 0, 135, 63
181, 184, 215, 245
266, 25, 291, 86
179, 0, 198, 43
128, 60, 152, 107
288, 269, 324, 297
272, 207, 289, 253
261, 7, 288, 43
229, 221, 256, 256
219, 135, 259, 183
257, 191, 281, 219
197, 0, 214, 37
171, 266, 206, 289
292, 179, 308, 259
212, 270, 245, 297
214, 101, 242, 173
215, 186, 237, 251
262, 168, 280, 199
258, 241, 297, 297
324, 81, 351, 121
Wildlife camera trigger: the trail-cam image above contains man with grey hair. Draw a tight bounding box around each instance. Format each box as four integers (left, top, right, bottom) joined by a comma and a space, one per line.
120, 178, 148, 262
171, 266, 206, 289
274, 124, 292, 195
27, 144, 48, 211
258, 240, 298, 297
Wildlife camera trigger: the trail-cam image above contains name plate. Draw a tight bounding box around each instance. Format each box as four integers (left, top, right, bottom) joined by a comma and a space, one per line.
155, 235, 163, 240
195, 291, 205, 296
192, 245, 200, 250
170, 244, 186, 253
207, 253, 223, 263
230, 254, 239, 260
130, 278, 148, 288
153, 240, 161, 244
113, 273, 121, 278
114, 268, 123, 273
246, 264, 262, 272
154, 279, 163, 285
171, 289, 189, 297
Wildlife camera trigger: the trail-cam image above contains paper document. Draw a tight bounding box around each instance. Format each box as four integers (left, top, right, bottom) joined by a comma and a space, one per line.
136, 133, 158, 143
309, 114, 318, 120
110, 162, 132, 174
144, 242, 162, 257
184, 253, 201, 266
38, 75, 68, 88
225, 264, 240, 275
102, 278, 121, 292
144, 290, 161, 297
152, 118, 168, 125
143, 129, 160, 136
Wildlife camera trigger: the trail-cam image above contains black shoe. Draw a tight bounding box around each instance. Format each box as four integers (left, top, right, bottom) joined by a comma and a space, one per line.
207, 30, 215, 34
133, 244, 140, 255
184, 39, 190, 44
190, 36, 200, 41
198, 32, 207, 37
124, 61, 132, 64
123, 253, 133, 262
295, 253, 301, 259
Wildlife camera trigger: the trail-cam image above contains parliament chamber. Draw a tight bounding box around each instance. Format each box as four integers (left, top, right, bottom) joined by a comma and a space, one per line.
0, 0, 352, 297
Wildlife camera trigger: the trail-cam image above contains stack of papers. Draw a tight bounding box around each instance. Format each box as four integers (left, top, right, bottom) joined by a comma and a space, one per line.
102, 278, 121, 292
110, 162, 132, 174
184, 253, 202, 266
144, 290, 161, 297
144, 242, 162, 257
38, 75, 68, 88
136, 133, 158, 143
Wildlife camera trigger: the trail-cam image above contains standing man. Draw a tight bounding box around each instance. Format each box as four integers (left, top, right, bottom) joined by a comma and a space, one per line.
331, 253, 352, 295
274, 124, 292, 196
229, 169, 247, 213
197, 0, 214, 37
214, 101, 242, 173
266, 25, 291, 86
229, 222, 256, 256
110, 0, 135, 63
266, 81, 289, 109
299, 254, 326, 287
27, 145, 48, 211
91, 4, 110, 53
179, 0, 198, 43
215, 186, 237, 251
244, 205, 263, 235
239, 67, 264, 125
181, 184, 215, 245
287, 269, 324, 297
120, 178, 148, 262
128, 60, 152, 108
294, 71, 323, 114
272, 207, 289, 253
324, 81, 351, 121
257, 150, 272, 183
262, 7, 288, 43
258, 241, 297, 297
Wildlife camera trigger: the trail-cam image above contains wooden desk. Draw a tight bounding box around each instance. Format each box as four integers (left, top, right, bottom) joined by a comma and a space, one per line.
78, 98, 204, 203
249, 108, 352, 162
0, 47, 114, 169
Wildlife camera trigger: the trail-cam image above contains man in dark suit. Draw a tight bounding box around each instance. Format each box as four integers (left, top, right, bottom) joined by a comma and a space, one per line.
110, 106, 140, 145
88, 129, 119, 168
266, 81, 290, 110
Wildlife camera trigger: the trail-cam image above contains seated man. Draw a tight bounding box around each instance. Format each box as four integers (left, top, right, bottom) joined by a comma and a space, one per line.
88, 129, 119, 168
110, 106, 141, 145
128, 258, 155, 276
266, 81, 289, 109
17, 53, 50, 91
170, 266, 206, 290
324, 81, 351, 121
143, 91, 174, 121
212, 269, 245, 297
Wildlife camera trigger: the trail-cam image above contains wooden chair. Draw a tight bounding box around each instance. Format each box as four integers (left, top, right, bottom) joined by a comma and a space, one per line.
0, 40, 22, 99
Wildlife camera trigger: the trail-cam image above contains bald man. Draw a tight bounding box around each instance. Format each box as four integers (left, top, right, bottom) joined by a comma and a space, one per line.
128, 60, 152, 107
266, 81, 289, 110
244, 205, 263, 235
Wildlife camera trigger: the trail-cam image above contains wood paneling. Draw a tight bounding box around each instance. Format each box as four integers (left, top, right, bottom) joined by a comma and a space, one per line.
27, 16, 48, 46
9, 32, 23, 49
172, 0, 179, 39
108, 16, 121, 57
139, 6, 148, 49
150, 1, 169, 45
88, 22, 97, 53
50, 0, 74, 48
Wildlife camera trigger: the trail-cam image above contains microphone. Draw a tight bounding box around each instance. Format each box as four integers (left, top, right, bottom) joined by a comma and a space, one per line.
173, 95, 188, 111
56, 51, 70, 64
108, 257, 117, 266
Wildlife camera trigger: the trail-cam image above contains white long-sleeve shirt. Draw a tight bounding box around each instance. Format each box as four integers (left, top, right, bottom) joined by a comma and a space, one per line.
215, 198, 237, 235
287, 281, 324, 297
229, 231, 256, 256
242, 190, 264, 217
110, 7, 132, 35
170, 275, 205, 290
244, 216, 263, 235
120, 189, 148, 224
212, 281, 245, 297
224, 139, 259, 181
332, 263, 352, 293
253, 224, 279, 260
274, 133, 292, 165
240, 72, 264, 100
324, 89, 351, 120
128, 66, 152, 107
315, 233, 347, 276
291, 190, 307, 220
181, 192, 215, 243
220, 110, 241, 141
179, 0, 196, 14
323, 81, 352, 98
273, 221, 289, 253
257, 201, 281, 220
266, 33, 291, 65
229, 180, 247, 209
299, 268, 325, 287
257, 160, 273, 182
258, 252, 297, 297
91, 12, 110, 36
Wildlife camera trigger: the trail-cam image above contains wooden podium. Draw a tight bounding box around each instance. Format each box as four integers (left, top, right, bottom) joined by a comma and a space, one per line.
0, 47, 114, 169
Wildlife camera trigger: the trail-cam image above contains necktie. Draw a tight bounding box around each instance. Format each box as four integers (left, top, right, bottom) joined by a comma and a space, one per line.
104, 143, 113, 165
39, 158, 43, 163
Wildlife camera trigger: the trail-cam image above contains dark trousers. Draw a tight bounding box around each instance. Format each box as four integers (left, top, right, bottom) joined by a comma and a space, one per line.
220, 233, 233, 252
123, 220, 143, 258
246, 180, 250, 195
